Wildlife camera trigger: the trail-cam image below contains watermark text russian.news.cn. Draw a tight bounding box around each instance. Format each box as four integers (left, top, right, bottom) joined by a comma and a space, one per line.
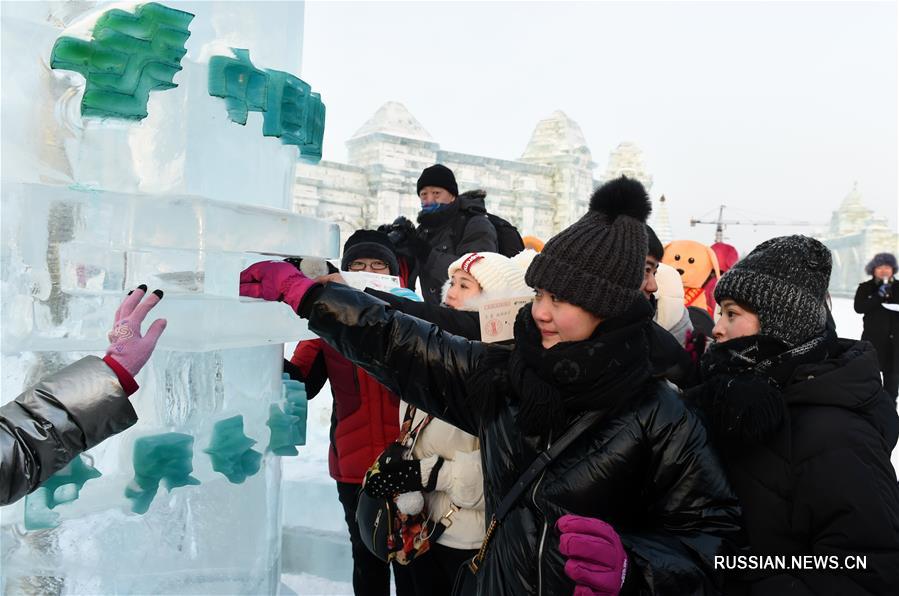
714, 555, 867, 571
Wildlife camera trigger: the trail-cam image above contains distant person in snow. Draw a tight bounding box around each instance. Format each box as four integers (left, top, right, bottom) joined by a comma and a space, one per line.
854, 252, 899, 400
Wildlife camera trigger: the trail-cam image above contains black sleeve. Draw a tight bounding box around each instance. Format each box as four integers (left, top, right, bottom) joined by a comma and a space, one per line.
853, 281, 881, 314
365, 289, 482, 340
302, 283, 486, 435
282, 356, 327, 399
422, 215, 498, 283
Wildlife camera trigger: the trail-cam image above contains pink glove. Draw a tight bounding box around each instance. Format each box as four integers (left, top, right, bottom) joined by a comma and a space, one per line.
239, 260, 316, 312
557, 514, 628, 596
106, 285, 167, 377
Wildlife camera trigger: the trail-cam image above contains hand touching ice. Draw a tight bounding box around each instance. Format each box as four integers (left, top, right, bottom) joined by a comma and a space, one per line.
239, 261, 317, 312
106, 285, 167, 376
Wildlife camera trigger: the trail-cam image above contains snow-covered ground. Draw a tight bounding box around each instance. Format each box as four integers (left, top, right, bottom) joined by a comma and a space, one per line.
279, 297, 898, 595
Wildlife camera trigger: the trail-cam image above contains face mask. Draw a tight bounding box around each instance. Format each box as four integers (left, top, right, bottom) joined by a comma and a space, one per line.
420, 203, 448, 215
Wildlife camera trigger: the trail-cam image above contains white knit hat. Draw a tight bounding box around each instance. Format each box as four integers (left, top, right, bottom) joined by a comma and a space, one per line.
447, 252, 515, 294
444, 252, 534, 308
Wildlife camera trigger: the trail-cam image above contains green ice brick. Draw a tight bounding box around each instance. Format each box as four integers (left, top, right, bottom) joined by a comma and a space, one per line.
208, 48, 268, 125
126, 432, 200, 514
207, 48, 325, 160
23, 455, 102, 530
203, 415, 262, 484
50, 2, 194, 120
266, 403, 301, 456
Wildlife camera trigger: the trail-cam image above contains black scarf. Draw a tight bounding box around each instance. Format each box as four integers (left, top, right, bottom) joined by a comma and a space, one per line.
468, 298, 654, 436
417, 199, 459, 232
690, 331, 836, 449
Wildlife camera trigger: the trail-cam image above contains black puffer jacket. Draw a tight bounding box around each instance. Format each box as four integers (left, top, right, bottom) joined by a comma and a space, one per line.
701, 340, 899, 595
416, 191, 498, 304
302, 284, 743, 595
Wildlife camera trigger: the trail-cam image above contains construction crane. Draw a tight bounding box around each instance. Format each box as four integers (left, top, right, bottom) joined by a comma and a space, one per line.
690, 205, 818, 243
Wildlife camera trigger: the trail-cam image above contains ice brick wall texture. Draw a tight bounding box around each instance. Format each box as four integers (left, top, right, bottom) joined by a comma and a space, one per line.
2, 1, 335, 594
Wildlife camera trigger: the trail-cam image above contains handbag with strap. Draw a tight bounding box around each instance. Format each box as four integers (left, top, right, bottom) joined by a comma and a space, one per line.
357, 404, 454, 565
452, 409, 604, 595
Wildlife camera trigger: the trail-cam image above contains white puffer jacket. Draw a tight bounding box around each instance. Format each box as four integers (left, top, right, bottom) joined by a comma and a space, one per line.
402, 401, 485, 550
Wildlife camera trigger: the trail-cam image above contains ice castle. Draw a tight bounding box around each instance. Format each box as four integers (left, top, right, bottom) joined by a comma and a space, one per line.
1, 2, 338, 593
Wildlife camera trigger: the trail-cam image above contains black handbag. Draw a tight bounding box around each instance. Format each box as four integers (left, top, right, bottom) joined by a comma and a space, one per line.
357, 404, 449, 564
452, 410, 603, 595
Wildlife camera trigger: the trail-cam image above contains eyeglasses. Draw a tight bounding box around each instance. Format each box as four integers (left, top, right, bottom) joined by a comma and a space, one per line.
348, 260, 389, 271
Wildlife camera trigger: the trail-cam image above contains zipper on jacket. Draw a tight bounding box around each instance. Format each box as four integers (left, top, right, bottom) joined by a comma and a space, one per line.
532, 431, 552, 596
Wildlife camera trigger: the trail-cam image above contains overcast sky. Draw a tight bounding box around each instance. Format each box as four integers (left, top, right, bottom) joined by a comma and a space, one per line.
300, 1, 897, 254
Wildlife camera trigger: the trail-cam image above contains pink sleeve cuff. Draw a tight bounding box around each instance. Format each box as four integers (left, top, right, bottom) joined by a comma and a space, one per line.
103, 355, 139, 396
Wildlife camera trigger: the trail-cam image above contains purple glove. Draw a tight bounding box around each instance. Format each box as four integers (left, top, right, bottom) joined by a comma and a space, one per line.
557, 514, 628, 596
239, 260, 316, 312
106, 285, 167, 377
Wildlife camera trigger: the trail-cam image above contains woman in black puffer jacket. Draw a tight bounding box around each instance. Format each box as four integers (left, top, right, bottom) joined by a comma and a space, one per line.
690, 236, 899, 595
241, 177, 744, 595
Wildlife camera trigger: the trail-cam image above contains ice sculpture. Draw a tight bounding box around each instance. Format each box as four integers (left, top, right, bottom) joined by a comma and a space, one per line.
23, 456, 103, 530
282, 375, 309, 447
50, 3, 194, 120
209, 48, 326, 161
1, 1, 335, 594
204, 415, 263, 484
125, 432, 201, 514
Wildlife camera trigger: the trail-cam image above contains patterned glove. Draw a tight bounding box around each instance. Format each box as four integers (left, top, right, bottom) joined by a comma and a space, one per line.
239, 260, 317, 312
557, 514, 628, 596
105, 285, 167, 377
364, 443, 444, 498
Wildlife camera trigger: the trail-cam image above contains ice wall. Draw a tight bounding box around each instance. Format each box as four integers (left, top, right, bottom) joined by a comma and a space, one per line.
1, 2, 335, 594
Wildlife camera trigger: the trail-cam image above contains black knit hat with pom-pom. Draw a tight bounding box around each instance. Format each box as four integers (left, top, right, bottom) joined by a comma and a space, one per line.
525, 176, 652, 318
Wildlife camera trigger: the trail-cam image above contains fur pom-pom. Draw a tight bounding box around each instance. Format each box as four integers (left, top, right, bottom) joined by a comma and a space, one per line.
589, 176, 652, 222
459, 189, 487, 201
299, 257, 332, 278
396, 491, 425, 515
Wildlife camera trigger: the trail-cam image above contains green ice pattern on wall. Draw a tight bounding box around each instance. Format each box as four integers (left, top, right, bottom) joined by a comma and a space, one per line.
24, 456, 102, 530
50, 2, 194, 120
282, 375, 308, 446
204, 415, 263, 484
266, 376, 308, 456
208, 48, 325, 162
207, 48, 267, 125
125, 432, 200, 514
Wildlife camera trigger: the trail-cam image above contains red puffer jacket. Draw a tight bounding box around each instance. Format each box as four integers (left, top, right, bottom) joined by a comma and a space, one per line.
290, 339, 400, 483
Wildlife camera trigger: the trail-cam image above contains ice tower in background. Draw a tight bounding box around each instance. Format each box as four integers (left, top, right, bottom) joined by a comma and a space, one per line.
1, 2, 338, 593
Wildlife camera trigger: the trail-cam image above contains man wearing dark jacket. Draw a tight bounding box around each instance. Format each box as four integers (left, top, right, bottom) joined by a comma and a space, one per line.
854, 252, 899, 400
405, 164, 498, 304
691, 236, 899, 595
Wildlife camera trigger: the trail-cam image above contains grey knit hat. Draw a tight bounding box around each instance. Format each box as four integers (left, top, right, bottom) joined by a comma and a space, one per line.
525, 176, 651, 318
714, 235, 831, 347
